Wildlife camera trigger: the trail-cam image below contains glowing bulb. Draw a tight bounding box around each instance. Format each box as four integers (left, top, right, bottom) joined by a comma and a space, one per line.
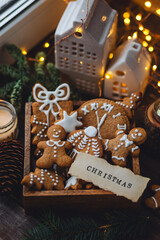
43, 42, 50, 48
145, 1, 152, 8
124, 18, 130, 25
128, 36, 132, 40
152, 65, 157, 71
145, 35, 152, 41
123, 12, 130, 18
105, 73, 111, 79
80, 61, 83, 64
158, 81, 160, 87
101, 16, 107, 22
136, 14, 142, 21
139, 25, 144, 31
133, 32, 137, 39
21, 49, 27, 55
75, 27, 82, 33
109, 53, 114, 59
39, 57, 45, 62
156, 9, 160, 15
148, 46, 154, 52
142, 41, 148, 47
143, 29, 150, 35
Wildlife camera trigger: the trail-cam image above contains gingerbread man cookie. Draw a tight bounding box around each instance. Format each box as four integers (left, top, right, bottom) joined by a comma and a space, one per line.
102, 127, 147, 173
145, 185, 160, 209
116, 92, 142, 119
36, 125, 73, 168
67, 126, 103, 160
21, 168, 65, 190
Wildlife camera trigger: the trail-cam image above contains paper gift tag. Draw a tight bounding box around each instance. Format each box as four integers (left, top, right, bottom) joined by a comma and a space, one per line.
69, 153, 150, 202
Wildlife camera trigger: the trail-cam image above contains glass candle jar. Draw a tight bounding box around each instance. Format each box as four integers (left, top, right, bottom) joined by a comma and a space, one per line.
0, 100, 18, 141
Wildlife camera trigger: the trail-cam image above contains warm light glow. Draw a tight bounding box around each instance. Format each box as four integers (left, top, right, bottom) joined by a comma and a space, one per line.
101, 16, 107, 22
109, 53, 114, 59
136, 14, 142, 21
123, 12, 130, 18
75, 27, 82, 33
128, 36, 132, 40
142, 41, 148, 47
21, 49, 27, 55
105, 73, 111, 79
64, 58, 67, 61
148, 46, 154, 52
39, 57, 45, 62
143, 29, 150, 35
158, 81, 160, 87
156, 9, 160, 15
144, 1, 152, 8
80, 61, 83, 64
121, 83, 127, 87
124, 18, 130, 25
145, 35, 152, 41
152, 65, 157, 71
139, 25, 144, 31
43, 42, 50, 48
133, 32, 137, 39
145, 66, 148, 70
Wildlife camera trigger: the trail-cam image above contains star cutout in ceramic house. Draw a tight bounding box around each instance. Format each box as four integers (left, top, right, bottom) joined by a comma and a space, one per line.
55, 110, 83, 133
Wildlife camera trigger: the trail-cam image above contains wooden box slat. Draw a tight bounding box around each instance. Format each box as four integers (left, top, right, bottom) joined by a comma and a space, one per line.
23, 102, 140, 211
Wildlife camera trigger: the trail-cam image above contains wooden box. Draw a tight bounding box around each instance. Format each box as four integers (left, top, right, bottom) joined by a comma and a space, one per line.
23, 102, 140, 211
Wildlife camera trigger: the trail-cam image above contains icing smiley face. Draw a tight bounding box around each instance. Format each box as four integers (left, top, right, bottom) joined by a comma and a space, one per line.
128, 128, 147, 144
47, 125, 66, 141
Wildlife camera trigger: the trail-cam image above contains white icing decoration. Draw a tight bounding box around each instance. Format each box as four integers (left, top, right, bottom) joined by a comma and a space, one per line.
81, 106, 89, 115
138, 133, 142, 137
120, 134, 133, 147
65, 176, 77, 189
132, 146, 139, 152
152, 196, 158, 208
101, 103, 114, 113
116, 130, 124, 136
112, 156, 125, 161
46, 140, 65, 147
95, 110, 107, 139
90, 102, 99, 111
33, 83, 70, 125
55, 111, 82, 133
113, 113, 121, 118
84, 126, 97, 137
104, 139, 109, 150
131, 133, 138, 139
155, 188, 160, 191
135, 129, 139, 132
117, 124, 126, 130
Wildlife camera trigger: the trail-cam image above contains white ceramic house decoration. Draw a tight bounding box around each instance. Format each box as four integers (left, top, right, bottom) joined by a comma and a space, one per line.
55, 0, 118, 96
103, 37, 151, 100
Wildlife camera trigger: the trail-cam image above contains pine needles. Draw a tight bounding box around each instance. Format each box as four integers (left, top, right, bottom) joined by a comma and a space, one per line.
23, 209, 150, 240
0, 44, 61, 113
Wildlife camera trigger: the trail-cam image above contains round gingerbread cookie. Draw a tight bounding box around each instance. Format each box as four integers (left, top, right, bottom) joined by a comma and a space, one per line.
77, 99, 130, 139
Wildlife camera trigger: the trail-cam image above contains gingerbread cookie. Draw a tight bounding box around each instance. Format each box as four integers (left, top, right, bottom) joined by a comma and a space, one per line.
145, 185, 160, 209
21, 168, 65, 190
65, 176, 94, 190
55, 110, 83, 133
77, 99, 130, 140
67, 126, 103, 160
116, 92, 142, 119
36, 125, 73, 168
102, 127, 147, 171
31, 83, 73, 146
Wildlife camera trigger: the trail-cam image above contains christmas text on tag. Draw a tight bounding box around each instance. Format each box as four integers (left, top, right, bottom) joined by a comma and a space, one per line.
68, 153, 150, 202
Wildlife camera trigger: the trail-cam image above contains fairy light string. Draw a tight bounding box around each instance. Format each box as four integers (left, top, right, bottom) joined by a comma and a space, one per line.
22, 0, 160, 93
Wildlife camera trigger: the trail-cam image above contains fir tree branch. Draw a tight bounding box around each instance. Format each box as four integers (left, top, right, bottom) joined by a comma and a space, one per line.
6, 44, 29, 73
0, 65, 19, 80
